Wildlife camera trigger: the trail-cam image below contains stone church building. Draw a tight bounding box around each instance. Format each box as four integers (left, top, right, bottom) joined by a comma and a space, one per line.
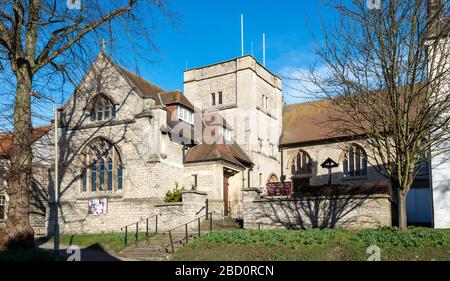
23, 52, 282, 234
1, 43, 450, 233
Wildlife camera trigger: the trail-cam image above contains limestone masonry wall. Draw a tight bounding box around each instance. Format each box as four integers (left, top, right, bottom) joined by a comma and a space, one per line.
242, 189, 392, 230
155, 191, 207, 231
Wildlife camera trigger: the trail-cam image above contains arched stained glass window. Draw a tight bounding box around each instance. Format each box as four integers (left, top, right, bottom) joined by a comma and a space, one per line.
342, 144, 367, 178
82, 138, 123, 192
290, 150, 313, 175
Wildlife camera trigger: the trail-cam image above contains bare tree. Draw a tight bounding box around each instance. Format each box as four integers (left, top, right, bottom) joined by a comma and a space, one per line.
0, 0, 172, 249
292, 0, 450, 230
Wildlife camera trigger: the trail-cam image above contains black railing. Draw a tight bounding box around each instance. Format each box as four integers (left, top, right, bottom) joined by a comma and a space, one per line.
121, 214, 160, 246
164, 211, 215, 253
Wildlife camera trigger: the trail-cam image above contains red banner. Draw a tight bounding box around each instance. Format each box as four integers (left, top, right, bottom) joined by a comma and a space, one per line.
266, 182, 292, 197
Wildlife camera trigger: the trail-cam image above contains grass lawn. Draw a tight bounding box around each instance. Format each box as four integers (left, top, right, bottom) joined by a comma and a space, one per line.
174, 228, 450, 261
41, 232, 156, 253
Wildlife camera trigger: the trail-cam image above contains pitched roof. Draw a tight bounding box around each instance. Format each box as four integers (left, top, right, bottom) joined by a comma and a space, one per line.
116, 66, 166, 102
281, 99, 346, 146
116, 66, 195, 110
281, 84, 428, 146
185, 142, 253, 168
161, 91, 194, 110
0, 125, 52, 157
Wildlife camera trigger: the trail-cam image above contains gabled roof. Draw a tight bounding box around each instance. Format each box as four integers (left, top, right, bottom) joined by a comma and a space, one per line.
185, 142, 253, 169
116, 66, 166, 102
115, 62, 194, 110
281, 99, 344, 146
183, 107, 251, 167
281, 84, 428, 147
0, 125, 52, 157
161, 91, 194, 110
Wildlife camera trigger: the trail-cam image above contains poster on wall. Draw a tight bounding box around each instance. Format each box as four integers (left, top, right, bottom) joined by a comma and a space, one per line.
88, 198, 108, 215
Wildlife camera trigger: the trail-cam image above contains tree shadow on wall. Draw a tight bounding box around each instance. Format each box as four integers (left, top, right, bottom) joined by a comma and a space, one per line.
45, 60, 139, 235
253, 173, 392, 229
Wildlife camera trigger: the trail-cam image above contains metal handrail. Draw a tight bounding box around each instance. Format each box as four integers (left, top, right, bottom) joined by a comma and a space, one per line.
120, 214, 160, 230
164, 211, 216, 234
164, 211, 216, 253
121, 214, 160, 246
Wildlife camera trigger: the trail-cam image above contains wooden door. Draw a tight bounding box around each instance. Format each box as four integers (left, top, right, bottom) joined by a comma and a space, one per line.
223, 174, 230, 217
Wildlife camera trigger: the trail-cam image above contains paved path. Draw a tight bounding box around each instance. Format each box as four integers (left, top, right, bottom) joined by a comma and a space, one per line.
36, 241, 137, 261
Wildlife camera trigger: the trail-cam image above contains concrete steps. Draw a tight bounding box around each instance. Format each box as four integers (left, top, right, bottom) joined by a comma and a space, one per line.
119, 235, 172, 261
119, 218, 242, 260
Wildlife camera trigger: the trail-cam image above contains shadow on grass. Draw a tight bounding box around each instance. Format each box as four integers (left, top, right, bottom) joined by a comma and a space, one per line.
1, 241, 123, 261
0, 247, 55, 261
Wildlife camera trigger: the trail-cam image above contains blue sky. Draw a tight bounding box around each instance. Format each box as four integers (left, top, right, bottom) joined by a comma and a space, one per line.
0, 1, 337, 130
110, 0, 336, 105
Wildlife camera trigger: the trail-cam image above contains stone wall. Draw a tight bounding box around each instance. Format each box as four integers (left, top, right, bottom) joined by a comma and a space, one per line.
50, 197, 160, 234
50, 191, 208, 234
184, 55, 283, 192
282, 141, 386, 188
51, 53, 190, 234
242, 189, 392, 230
155, 191, 207, 231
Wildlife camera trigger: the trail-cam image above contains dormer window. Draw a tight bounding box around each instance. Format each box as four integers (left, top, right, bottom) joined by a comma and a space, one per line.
216, 126, 232, 143
225, 129, 232, 143
177, 106, 194, 125
90, 95, 116, 122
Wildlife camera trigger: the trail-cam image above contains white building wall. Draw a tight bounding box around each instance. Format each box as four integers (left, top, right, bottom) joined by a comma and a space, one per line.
431, 147, 450, 228
428, 33, 450, 228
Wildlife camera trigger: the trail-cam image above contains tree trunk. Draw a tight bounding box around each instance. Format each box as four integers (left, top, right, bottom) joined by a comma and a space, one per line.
398, 190, 408, 232
0, 64, 35, 249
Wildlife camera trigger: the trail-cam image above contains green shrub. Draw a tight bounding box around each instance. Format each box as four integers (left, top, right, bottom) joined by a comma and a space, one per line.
190, 229, 340, 249
351, 227, 447, 248
164, 183, 183, 203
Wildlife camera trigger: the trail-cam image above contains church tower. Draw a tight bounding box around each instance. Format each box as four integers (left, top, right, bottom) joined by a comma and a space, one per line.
184, 55, 283, 190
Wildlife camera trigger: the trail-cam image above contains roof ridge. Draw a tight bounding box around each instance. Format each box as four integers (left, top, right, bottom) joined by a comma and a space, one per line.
0, 124, 52, 135
285, 98, 330, 108
116, 65, 166, 94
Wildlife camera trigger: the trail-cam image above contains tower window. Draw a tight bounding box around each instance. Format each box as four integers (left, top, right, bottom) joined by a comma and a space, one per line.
211, 92, 223, 107
211, 93, 216, 106
218, 91, 223, 105
258, 138, 263, 153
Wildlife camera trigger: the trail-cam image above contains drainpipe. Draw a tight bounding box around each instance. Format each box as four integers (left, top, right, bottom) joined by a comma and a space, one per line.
280, 147, 285, 182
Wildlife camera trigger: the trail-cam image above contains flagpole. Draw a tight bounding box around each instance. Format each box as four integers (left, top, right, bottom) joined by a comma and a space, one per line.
53, 100, 60, 261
